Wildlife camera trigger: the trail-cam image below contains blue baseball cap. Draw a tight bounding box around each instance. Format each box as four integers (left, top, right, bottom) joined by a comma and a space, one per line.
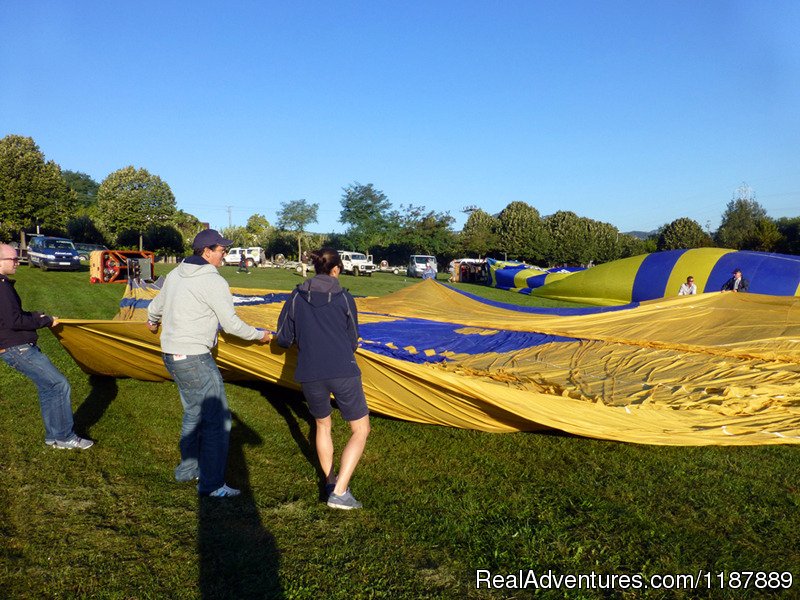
192, 229, 233, 251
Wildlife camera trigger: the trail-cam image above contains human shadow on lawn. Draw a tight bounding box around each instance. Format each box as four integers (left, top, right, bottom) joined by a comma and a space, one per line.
73, 374, 118, 439
241, 380, 328, 499
198, 412, 283, 599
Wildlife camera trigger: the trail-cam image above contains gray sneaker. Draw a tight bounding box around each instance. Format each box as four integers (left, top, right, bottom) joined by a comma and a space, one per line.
327, 490, 362, 510
45, 439, 56, 447
54, 437, 94, 450
207, 484, 241, 498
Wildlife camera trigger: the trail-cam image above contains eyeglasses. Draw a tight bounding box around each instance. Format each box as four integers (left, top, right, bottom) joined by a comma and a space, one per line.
0, 257, 19, 263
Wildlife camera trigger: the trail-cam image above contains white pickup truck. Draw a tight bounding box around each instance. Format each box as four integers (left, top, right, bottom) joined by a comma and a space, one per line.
338, 250, 375, 276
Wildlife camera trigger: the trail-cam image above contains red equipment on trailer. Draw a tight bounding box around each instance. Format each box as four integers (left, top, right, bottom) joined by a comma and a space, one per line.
89, 250, 156, 283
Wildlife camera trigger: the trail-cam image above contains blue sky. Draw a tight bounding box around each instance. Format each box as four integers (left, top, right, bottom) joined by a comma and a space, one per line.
2, 1, 799, 235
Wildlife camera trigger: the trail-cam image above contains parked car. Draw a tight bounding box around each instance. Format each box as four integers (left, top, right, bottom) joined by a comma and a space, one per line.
74, 242, 108, 262
223, 247, 265, 268
338, 250, 375, 276
27, 236, 82, 271
407, 255, 437, 278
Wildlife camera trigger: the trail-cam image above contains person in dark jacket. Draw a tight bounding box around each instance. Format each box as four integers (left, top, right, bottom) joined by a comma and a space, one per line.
721, 268, 749, 293
237, 251, 250, 274
0, 243, 93, 449
276, 247, 370, 510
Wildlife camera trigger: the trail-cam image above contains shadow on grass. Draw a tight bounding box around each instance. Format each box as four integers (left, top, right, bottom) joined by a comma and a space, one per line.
198, 412, 283, 599
242, 380, 327, 498
73, 375, 118, 439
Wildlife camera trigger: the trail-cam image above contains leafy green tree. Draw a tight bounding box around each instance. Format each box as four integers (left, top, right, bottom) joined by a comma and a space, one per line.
118, 224, 184, 255
0, 134, 76, 241
497, 201, 549, 263
268, 230, 327, 260
62, 170, 99, 210
657, 217, 713, 251
67, 215, 107, 244
245, 213, 275, 248
144, 225, 185, 255
95, 166, 177, 250
618, 233, 653, 258
587, 219, 622, 263
715, 197, 768, 249
544, 211, 586, 265
277, 199, 318, 260
172, 210, 204, 252
460, 209, 499, 258
544, 211, 622, 265
221, 226, 249, 247
395, 205, 457, 257
775, 217, 800, 255
339, 182, 397, 256
745, 217, 781, 252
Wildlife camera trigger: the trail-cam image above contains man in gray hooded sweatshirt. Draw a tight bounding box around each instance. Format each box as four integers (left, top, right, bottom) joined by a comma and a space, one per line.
146, 229, 270, 497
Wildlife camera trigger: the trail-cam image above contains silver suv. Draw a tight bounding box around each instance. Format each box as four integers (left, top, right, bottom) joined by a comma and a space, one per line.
407, 255, 437, 278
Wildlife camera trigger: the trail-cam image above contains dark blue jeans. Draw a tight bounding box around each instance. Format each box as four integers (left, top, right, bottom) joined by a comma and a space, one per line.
1, 343, 77, 443
163, 352, 230, 495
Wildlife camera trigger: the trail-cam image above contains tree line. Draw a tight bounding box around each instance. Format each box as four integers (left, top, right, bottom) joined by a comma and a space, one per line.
2, 134, 798, 265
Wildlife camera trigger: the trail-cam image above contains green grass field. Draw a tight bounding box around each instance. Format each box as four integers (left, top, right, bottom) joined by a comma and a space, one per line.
1, 263, 798, 599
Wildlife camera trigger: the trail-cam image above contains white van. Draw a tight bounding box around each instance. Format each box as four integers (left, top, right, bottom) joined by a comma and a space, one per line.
407, 255, 437, 278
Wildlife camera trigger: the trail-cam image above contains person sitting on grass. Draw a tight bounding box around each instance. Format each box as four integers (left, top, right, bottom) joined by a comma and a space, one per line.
275, 247, 370, 510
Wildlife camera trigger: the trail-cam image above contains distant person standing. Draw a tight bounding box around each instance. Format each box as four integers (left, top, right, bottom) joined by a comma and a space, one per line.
422, 261, 437, 280
276, 247, 370, 510
0, 243, 93, 449
146, 229, 270, 498
237, 251, 250, 274
721, 268, 749, 293
678, 276, 697, 295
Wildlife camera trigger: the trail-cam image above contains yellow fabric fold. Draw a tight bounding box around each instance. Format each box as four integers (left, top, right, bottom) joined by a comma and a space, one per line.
51, 280, 800, 446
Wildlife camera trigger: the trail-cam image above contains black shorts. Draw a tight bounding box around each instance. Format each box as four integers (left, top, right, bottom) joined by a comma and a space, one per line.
301, 376, 369, 422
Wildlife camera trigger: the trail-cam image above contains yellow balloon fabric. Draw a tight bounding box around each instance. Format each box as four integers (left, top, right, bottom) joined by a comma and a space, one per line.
52, 279, 800, 446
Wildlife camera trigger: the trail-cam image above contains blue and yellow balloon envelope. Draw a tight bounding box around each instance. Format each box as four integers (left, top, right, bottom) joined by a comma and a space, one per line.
54, 263, 800, 446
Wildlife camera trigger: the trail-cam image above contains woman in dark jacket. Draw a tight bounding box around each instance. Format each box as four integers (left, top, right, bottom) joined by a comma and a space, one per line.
276, 247, 370, 509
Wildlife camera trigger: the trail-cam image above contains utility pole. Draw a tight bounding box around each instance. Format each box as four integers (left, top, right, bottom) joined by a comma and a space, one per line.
734, 182, 755, 202
225, 205, 232, 228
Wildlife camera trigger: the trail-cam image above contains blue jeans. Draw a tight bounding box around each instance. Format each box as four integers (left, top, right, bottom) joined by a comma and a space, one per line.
0, 343, 77, 443
163, 352, 231, 495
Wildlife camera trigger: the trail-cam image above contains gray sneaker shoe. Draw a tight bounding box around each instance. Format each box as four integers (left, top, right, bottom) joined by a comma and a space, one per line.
54, 437, 94, 450
207, 484, 241, 498
327, 490, 362, 510
45, 439, 56, 447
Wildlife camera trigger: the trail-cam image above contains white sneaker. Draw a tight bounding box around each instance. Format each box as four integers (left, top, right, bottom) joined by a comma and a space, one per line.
54, 437, 94, 450
207, 484, 241, 498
